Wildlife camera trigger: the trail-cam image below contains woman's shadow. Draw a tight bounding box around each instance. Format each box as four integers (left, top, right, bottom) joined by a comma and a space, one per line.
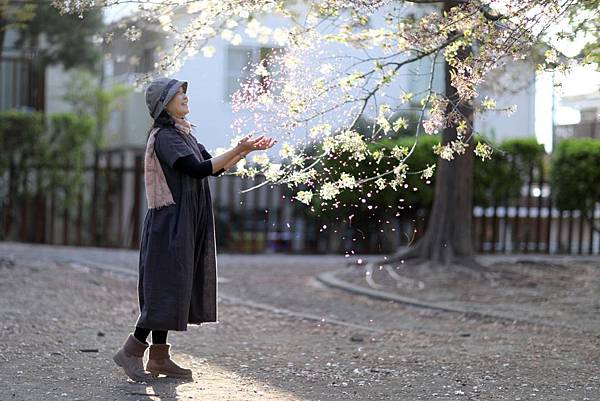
115, 374, 195, 400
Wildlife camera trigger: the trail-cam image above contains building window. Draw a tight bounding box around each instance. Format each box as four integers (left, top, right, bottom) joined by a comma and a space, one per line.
112, 53, 129, 77
0, 56, 34, 111
135, 48, 155, 73
224, 45, 283, 103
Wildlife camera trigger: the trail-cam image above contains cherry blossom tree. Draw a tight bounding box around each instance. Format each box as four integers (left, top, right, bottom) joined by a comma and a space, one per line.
53, 0, 587, 266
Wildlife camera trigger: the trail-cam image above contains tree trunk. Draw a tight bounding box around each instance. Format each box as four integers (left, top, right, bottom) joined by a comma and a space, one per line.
378, 1, 476, 267
408, 95, 475, 265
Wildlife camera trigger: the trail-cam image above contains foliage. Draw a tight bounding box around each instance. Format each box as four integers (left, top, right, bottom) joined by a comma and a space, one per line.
565, 0, 600, 66
0, 0, 36, 35
0, 110, 44, 174
0, 110, 96, 207
474, 137, 546, 207
43, 113, 96, 206
12, 0, 103, 71
551, 138, 600, 211
62, 69, 132, 148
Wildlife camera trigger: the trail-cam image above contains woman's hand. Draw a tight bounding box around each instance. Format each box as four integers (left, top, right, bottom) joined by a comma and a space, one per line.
236, 134, 261, 153
237, 134, 277, 154
252, 136, 277, 151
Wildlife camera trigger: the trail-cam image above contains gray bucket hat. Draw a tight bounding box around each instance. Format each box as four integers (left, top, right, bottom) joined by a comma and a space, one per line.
145, 77, 188, 120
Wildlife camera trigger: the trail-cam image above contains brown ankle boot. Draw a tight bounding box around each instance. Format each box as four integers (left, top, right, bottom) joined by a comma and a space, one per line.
146, 343, 193, 379
112, 334, 153, 382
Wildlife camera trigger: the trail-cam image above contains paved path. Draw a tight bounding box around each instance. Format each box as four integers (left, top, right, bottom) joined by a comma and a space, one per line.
0, 242, 478, 334
1, 242, 599, 400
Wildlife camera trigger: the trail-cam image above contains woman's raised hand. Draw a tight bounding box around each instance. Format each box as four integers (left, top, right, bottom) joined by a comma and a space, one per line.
253, 136, 277, 151
237, 134, 277, 153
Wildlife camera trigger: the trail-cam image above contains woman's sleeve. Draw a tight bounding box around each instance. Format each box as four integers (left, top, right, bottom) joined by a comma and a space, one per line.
155, 128, 196, 168
173, 154, 214, 179
200, 147, 226, 177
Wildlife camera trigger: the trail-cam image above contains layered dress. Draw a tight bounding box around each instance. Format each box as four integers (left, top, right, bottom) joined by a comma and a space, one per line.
135, 127, 223, 331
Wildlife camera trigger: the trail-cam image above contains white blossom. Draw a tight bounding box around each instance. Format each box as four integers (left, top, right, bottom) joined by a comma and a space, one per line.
245, 19, 262, 38
273, 28, 289, 46
252, 153, 270, 166
279, 142, 295, 159
309, 123, 332, 139
475, 142, 493, 161
201, 45, 216, 58
319, 63, 334, 74
230, 34, 242, 46
221, 29, 234, 41
294, 190, 313, 205
265, 163, 283, 181
391, 145, 408, 160
421, 164, 436, 180
337, 172, 357, 189
320, 182, 340, 200
393, 117, 408, 131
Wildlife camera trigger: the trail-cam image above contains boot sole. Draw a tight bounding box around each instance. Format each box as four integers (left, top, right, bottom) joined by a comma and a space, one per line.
148, 369, 193, 379
113, 353, 153, 382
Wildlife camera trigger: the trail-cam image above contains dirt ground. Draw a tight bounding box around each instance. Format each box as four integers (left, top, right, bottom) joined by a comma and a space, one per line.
340, 258, 600, 332
0, 253, 599, 400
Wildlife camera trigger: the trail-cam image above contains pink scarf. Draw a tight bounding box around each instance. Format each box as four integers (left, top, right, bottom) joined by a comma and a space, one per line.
144, 115, 195, 209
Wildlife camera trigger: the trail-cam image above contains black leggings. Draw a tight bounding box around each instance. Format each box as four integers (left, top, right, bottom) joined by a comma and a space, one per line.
134, 326, 168, 344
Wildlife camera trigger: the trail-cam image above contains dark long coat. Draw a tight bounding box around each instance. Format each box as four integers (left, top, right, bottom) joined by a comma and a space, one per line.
135, 127, 221, 331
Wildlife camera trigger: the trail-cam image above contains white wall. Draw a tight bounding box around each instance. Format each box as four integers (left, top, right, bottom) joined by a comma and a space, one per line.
173, 37, 234, 152
45, 65, 76, 115
474, 61, 537, 143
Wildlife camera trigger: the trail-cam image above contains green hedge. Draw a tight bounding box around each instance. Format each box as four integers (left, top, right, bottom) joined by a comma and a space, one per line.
474, 137, 545, 207
551, 138, 600, 211
0, 110, 96, 206
0, 110, 45, 174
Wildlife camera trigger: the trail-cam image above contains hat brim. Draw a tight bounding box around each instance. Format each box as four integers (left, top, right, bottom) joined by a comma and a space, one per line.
164, 80, 187, 106
153, 80, 188, 119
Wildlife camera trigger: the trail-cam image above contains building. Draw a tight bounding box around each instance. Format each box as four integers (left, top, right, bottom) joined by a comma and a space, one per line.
0, 29, 44, 112
474, 61, 540, 144
555, 90, 600, 141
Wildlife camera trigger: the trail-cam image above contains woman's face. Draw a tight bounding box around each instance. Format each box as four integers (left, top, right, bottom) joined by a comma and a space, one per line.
165, 86, 189, 118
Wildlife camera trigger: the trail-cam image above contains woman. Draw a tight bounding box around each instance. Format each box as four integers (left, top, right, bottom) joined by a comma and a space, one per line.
113, 77, 276, 382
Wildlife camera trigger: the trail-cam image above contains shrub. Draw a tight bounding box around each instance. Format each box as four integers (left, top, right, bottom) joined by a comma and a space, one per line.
474, 137, 546, 207
0, 110, 96, 206
44, 113, 96, 205
0, 110, 45, 173
551, 138, 600, 211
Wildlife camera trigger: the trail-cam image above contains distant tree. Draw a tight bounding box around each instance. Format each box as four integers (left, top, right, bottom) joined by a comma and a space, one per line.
0, 0, 36, 59
565, 0, 600, 66
10, 0, 103, 70
62, 69, 131, 149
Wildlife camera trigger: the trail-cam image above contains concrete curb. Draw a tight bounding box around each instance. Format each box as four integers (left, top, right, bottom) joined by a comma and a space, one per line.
316, 268, 578, 330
